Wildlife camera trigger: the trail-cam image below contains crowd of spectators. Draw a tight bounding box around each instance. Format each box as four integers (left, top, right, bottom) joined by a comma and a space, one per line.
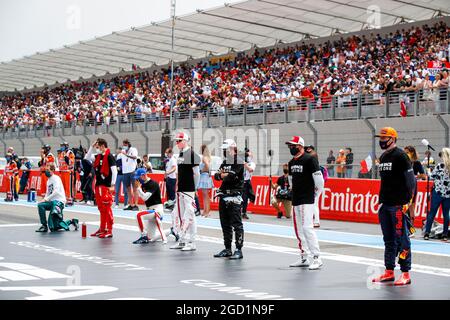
0, 22, 449, 132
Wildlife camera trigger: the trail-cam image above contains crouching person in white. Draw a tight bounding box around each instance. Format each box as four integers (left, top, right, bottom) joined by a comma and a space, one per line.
285, 136, 324, 270
132, 168, 177, 244
36, 163, 78, 232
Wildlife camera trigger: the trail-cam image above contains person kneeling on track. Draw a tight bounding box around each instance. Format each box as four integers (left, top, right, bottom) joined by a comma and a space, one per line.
133, 168, 178, 244
36, 163, 79, 233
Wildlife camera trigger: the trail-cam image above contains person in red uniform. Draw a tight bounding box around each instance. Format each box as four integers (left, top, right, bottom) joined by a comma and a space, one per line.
38, 145, 56, 195
85, 139, 117, 238
58, 142, 76, 204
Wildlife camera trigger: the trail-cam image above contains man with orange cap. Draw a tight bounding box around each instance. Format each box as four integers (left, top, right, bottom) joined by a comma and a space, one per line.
373, 127, 415, 286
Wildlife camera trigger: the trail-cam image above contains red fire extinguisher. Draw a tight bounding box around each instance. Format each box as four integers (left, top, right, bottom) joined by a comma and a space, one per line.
81, 222, 87, 238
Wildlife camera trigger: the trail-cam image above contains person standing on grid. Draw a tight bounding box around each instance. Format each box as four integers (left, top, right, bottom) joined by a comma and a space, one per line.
170, 132, 200, 252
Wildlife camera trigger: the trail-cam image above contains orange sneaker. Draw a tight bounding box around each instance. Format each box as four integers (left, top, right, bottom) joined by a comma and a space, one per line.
394, 272, 411, 286
372, 270, 395, 282
90, 229, 105, 237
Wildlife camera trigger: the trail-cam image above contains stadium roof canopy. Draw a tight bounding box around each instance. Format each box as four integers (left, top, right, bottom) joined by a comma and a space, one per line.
1, 0, 449, 92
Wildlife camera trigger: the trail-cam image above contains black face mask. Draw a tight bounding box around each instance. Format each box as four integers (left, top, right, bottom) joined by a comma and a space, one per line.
379, 138, 393, 150
289, 146, 299, 156
283, 169, 289, 174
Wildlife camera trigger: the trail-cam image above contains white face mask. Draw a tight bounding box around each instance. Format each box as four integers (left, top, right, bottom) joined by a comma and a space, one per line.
95, 148, 102, 154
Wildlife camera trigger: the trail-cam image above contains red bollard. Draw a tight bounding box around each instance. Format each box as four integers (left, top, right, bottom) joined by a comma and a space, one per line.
81, 223, 87, 238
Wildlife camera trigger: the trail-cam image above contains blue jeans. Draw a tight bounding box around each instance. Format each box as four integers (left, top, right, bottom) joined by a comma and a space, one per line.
425, 188, 450, 237
378, 204, 412, 272
115, 175, 128, 206
166, 177, 176, 201
327, 167, 334, 177
345, 168, 353, 178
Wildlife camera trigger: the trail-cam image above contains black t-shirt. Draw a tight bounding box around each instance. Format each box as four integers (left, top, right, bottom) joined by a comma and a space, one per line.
288, 153, 320, 205
378, 147, 412, 206
141, 179, 162, 208
177, 148, 201, 192
412, 160, 424, 176
215, 155, 244, 193
277, 175, 290, 191
94, 153, 116, 187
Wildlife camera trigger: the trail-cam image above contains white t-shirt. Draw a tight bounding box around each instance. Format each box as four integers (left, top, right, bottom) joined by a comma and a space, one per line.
244, 160, 256, 181
44, 174, 66, 204
121, 147, 138, 174
165, 156, 178, 179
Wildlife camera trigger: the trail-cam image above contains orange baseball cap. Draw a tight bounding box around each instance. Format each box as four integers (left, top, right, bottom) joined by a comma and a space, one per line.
375, 127, 398, 139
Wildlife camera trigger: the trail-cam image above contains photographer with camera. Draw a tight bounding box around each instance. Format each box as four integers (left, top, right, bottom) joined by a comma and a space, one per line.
270, 164, 292, 219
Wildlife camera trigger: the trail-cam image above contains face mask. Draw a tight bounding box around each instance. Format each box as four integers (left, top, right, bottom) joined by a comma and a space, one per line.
283, 169, 289, 174
164, 154, 168, 158
45, 170, 52, 178
122, 146, 129, 151
379, 138, 392, 150
289, 146, 299, 156
6, 157, 11, 162
95, 148, 102, 154
139, 178, 146, 184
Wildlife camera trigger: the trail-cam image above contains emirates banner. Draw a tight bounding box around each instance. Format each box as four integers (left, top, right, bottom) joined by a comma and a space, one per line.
0, 170, 442, 227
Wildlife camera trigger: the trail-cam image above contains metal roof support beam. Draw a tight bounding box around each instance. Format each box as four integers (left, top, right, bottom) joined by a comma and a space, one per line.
2, 61, 79, 79
0, 79, 34, 87
0, 68, 58, 82
177, 17, 280, 42
322, 0, 414, 21
130, 27, 231, 53
0, 71, 55, 83
25, 56, 103, 75
95, 37, 190, 60
390, 0, 448, 15
108, 30, 204, 56
162, 21, 256, 45
50, 49, 127, 70
227, 4, 347, 33
79, 42, 157, 64
258, 0, 367, 27
35, 53, 111, 73
200, 11, 319, 37
63, 46, 133, 68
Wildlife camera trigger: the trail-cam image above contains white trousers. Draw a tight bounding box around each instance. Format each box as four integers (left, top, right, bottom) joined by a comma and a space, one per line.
136, 204, 170, 242
172, 191, 197, 243
313, 195, 320, 225
293, 204, 321, 258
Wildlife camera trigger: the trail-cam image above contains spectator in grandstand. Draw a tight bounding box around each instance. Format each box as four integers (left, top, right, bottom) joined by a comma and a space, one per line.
423, 148, 450, 242
345, 147, 354, 178
336, 149, 346, 178
121, 139, 139, 211
326, 150, 335, 177
0, 21, 448, 131
270, 164, 292, 219
197, 144, 213, 217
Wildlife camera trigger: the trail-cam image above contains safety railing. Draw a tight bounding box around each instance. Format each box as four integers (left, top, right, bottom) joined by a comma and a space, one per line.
0, 88, 448, 139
